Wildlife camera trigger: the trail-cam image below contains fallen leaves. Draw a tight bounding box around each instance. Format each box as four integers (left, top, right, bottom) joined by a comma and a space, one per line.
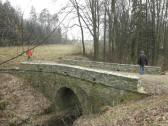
0, 73, 52, 126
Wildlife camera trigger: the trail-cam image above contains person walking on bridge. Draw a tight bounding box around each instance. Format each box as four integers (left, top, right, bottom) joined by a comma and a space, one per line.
138, 51, 148, 75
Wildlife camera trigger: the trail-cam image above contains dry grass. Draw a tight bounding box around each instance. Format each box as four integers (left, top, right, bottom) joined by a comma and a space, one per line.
0, 73, 52, 126
0, 44, 81, 67
74, 95, 168, 126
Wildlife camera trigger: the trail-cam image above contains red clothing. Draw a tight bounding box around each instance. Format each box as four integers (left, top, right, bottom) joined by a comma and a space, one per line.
26, 50, 32, 57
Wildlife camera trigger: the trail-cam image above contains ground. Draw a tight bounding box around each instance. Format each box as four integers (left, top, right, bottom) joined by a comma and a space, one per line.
74, 95, 168, 126
0, 73, 53, 126
0, 44, 168, 126
139, 74, 168, 95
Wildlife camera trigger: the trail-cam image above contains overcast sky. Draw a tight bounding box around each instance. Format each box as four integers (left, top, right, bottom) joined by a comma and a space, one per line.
2, 0, 67, 18
1, 0, 91, 40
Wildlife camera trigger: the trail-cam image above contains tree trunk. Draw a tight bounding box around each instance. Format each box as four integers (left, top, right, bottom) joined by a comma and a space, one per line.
70, 0, 86, 55
76, 1, 85, 55
103, 3, 107, 61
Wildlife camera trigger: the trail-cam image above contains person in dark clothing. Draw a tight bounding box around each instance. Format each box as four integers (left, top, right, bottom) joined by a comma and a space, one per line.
138, 51, 148, 75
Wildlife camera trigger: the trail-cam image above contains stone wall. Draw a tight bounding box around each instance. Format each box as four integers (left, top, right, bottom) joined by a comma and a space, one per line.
17, 70, 144, 114
58, 59, 161, 75
21, 62, 140, 93
3, 62, 146, 114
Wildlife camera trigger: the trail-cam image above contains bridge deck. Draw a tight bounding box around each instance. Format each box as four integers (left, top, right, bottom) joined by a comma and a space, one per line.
22, 61, 139, 79
1, 61, 167, 95
20, 61, 141, 93
20, 61, 168, 95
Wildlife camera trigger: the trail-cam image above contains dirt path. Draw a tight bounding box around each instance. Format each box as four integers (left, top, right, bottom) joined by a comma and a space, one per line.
139, 74, 168, 95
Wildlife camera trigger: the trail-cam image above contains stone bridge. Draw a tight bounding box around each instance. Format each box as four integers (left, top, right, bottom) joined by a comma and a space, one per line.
1, 60, 160, 116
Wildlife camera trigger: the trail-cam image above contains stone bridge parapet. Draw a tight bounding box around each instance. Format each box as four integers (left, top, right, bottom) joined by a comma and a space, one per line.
21, 62, 141, 93
58, 59, 161, 75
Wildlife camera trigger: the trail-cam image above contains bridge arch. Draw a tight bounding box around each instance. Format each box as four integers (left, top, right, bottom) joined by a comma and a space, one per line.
55, 87, 82, 115
55, 86, 89, 114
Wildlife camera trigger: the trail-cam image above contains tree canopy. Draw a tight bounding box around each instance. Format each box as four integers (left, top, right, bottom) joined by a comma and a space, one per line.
0, 1, 63, 46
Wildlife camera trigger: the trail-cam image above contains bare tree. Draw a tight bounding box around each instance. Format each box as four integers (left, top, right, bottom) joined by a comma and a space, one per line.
70, 0, 86, 55
103, 0, 107, 61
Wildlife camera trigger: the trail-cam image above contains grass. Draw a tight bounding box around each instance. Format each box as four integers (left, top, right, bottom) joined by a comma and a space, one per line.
0, 44, 81, 67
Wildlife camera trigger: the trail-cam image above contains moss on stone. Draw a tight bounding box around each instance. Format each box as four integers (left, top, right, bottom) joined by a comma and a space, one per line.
0, 100, 8, 110
119, 92, 146, 104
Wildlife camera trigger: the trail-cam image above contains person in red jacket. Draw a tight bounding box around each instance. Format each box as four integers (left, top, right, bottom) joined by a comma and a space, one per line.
26, 49, 33, 61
